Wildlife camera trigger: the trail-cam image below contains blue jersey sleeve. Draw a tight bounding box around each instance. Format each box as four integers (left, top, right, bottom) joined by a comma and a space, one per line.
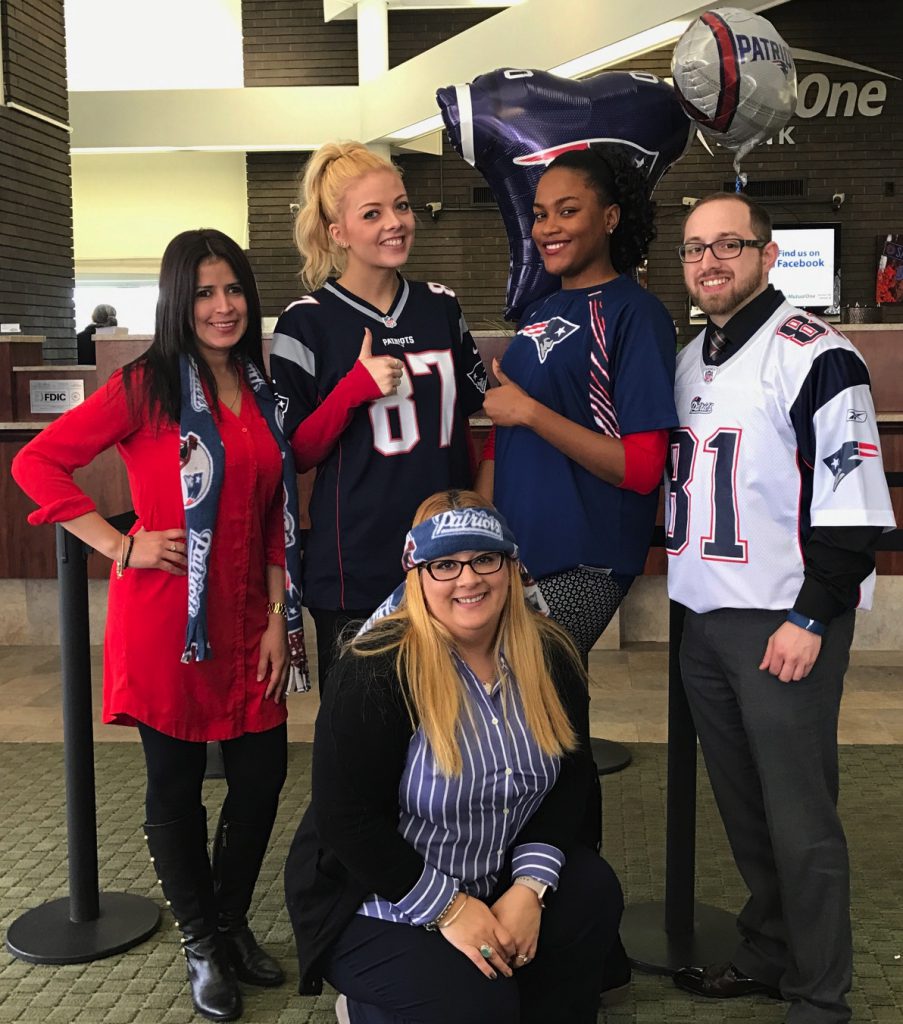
610, 292, 678, 436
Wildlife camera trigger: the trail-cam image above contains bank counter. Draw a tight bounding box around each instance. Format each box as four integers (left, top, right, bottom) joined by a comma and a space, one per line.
2, 327, 902, 582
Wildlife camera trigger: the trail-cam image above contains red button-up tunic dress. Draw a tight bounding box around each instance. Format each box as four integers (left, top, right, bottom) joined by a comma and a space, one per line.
12, 368, 289, 742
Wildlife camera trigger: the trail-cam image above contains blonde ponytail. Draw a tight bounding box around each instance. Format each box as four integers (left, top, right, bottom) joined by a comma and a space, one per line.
293, 141, 400, 290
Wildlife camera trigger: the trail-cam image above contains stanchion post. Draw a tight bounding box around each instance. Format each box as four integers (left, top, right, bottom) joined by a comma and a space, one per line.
664, 600, 694, 934
57, 525, 100, 922
5, 525, 160, 964
619, 600, 736, 975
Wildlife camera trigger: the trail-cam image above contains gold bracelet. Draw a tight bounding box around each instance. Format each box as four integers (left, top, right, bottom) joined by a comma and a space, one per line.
438, 893, 469, 929
424, 890, 464, 932
267, 601, 287, 617
115, 534, 126, 579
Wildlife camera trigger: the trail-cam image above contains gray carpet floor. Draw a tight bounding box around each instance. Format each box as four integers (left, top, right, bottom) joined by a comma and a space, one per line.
1, 742, 901, 1023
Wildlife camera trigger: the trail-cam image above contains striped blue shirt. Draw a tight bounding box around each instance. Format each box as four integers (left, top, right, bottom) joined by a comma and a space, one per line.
357, 655, 564, 925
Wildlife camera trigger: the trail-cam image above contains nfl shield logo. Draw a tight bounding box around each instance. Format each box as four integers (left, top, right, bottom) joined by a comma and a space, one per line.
703, 366, 716, 384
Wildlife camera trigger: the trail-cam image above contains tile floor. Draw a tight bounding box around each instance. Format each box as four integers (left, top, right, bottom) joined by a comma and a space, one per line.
1, 642, 901, 744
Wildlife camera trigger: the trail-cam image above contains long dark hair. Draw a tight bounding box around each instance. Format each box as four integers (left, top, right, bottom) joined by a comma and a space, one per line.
545, 149, 657, 273
123, 229, 264, 425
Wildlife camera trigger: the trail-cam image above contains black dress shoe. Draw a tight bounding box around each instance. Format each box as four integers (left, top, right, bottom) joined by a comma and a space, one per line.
673, 961, 782, 1000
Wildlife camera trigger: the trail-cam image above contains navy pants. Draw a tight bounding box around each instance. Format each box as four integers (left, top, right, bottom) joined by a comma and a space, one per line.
323, 846, 623, 1024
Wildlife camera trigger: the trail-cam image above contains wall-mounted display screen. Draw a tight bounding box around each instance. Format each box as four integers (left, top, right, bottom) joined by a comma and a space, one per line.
770, 223, 841, 315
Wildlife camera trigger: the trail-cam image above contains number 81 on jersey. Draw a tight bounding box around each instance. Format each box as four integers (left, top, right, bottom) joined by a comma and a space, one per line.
666, 427, 749, 563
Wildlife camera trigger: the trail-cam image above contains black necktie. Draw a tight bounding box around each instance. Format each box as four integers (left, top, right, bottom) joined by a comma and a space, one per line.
708, 328, 728, 362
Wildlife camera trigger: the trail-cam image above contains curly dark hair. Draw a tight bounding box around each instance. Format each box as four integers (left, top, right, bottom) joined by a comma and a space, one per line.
545, 149, 657, 273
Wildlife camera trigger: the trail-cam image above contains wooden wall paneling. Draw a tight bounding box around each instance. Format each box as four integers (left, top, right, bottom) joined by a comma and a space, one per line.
0, 0, 76, 364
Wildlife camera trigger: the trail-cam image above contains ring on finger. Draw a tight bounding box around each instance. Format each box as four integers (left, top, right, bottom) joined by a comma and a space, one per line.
479, 943, 494, 960
515, 953, 530, 964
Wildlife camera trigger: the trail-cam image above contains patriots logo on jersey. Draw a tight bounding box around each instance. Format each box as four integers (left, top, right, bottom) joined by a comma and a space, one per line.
272, 388, 289, 431
468, 363, 488, 394
823, 440, 879, 492
513, 138, 658, 176
520, 317, 579, 364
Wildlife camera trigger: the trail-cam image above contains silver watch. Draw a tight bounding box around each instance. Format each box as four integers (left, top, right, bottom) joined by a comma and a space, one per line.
514, 876, 549, 907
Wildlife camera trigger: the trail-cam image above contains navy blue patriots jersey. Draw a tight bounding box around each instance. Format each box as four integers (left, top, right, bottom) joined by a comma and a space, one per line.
270, 277, 487, 610
494, 275, 677, 580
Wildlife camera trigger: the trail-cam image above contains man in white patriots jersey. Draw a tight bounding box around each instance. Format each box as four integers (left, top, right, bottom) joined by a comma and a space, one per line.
667, 193, 894, 1023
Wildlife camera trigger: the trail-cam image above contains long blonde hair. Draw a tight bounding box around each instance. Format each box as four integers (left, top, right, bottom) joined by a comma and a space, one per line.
294, 141, 402, 290
350, 490, 580, 776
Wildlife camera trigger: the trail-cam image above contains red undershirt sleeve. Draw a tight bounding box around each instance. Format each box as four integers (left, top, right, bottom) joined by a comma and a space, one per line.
289, 360, 383, 472
618, 429, 670, 495
480, 426, 496, 463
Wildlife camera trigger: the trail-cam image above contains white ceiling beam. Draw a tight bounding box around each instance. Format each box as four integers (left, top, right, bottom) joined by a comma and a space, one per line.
324, 0, 522, 23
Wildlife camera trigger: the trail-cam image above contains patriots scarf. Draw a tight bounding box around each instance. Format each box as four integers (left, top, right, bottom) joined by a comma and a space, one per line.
359, 506, 548, 632
179, 354, 310, 693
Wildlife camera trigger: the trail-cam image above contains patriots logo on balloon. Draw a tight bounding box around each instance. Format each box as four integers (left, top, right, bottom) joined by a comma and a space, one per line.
435, 7, 796, 321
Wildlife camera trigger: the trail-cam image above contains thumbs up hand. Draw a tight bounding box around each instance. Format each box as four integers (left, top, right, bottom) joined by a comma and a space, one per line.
358, 329, 404, 397
483, 357, 535, 428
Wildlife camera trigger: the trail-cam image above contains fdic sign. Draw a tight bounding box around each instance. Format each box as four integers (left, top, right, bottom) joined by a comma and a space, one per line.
30, 380, 85, 414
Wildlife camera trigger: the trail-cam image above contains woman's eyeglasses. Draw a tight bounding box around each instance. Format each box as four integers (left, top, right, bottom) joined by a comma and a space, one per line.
421, 552, 506, 581
677, 238, 767, 263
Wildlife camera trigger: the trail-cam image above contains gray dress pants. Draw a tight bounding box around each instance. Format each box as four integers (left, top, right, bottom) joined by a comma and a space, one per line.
680, 607, 855, 1024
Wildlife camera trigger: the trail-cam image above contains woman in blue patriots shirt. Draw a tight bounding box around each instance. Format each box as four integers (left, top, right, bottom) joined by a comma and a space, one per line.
270, 142, 487, 693
285, 490, 623, 1024
478, 149, 677, 658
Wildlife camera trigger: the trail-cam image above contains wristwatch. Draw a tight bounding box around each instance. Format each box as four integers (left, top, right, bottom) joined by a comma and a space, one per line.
267, 601, 287, 617
514, 876, 549, 908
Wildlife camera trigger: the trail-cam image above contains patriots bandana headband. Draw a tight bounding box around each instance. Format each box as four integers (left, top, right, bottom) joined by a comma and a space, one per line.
360, 507, 548, 633
178, 354, 311, 693
400, 507, 519, 571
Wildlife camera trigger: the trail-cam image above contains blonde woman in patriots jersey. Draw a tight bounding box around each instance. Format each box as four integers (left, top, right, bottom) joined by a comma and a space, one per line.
667, 193, 894, 1023
269, 143, 487, 693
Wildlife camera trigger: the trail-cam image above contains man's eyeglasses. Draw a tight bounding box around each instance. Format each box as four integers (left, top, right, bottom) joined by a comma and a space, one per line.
678, 238, 767, 263
421, 552, 506, 581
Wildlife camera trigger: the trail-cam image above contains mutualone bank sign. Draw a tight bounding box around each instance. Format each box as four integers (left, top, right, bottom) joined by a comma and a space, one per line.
764, 50, 899, 146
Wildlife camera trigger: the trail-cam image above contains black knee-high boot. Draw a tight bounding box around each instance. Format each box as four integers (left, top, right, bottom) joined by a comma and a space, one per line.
144, 809, 242, 1021
212, 815, 285, 987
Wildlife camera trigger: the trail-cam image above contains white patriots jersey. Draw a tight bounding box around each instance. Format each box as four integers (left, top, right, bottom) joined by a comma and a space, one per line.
665, 302, 895, 614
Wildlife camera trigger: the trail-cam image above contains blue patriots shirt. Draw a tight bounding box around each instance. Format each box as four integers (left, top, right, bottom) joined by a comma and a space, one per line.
494, 275, 677, 579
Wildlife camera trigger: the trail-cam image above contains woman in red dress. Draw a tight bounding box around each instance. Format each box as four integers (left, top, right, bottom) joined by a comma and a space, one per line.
13, 229, 307, 1023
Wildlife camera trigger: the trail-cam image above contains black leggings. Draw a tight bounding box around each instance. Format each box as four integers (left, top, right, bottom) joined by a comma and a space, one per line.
138, 722, 288, 826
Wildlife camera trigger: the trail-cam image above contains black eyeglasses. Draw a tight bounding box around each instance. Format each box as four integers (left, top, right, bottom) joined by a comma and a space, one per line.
678, 238, 767, 263
421, 552, 506, 581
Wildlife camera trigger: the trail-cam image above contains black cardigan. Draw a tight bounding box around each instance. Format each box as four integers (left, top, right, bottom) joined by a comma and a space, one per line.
284, 637, 600, 995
